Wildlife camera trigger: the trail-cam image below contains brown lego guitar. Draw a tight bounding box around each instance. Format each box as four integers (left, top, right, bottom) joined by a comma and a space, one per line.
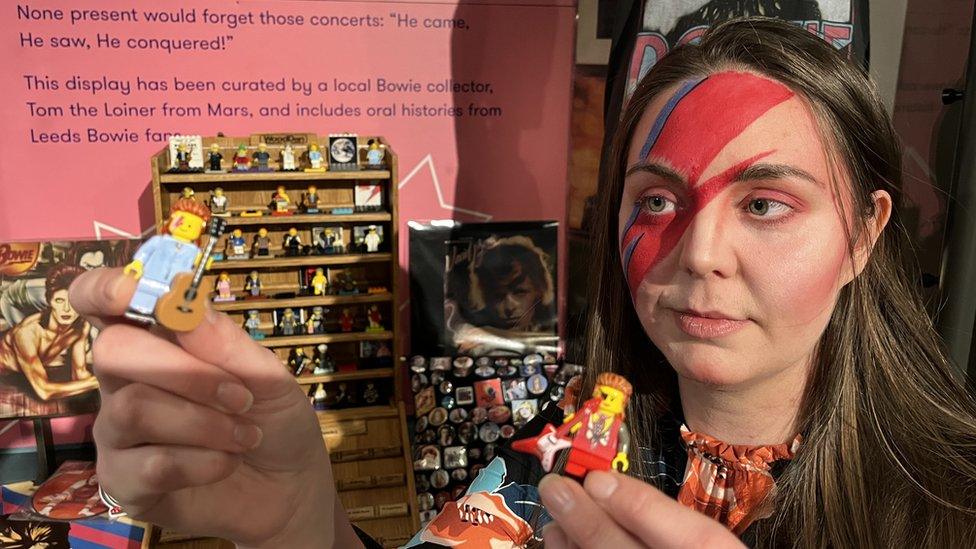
155, 217, 227, 332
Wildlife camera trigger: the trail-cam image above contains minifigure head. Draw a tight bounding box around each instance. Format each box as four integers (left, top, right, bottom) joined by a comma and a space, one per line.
313, 306, 323, 316
295, 347, 305, 355
258, 142, 267, 152
315, 267, 324, 276
248, 309, 259, 319
249, 270, 259, 280
210, 143, 220, 152
310, 143, 320, 152
368, 139, 379, 151
277, 185, 287, 195
593, 373, 632, 417
213, 187, 224, 197
368, 225, 378, 234
165, 198, 211, 243
233, 228, 243, 238
181, 187, 195, 199
284, 308, 294, 317
219, 271, 230, 282
285, 142, 293, 151
308, 185, 317, 194
318, 343, 327, 353
343, 308, 351, 315
178, 143, 187, 152
237, 144, 247, 153
258, 228, 269, 238
288, 227, 298, 237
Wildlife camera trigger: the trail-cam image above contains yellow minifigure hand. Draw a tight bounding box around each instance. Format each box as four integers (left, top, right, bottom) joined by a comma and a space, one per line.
612, 452, 630, 472
569, 423, 582, 434
563, 412, 575, 423
123, 260, 143, 279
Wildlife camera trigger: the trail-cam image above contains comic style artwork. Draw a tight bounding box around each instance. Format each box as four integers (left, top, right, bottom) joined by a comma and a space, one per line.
405, 457, 551, 549
0, 240, 138, 418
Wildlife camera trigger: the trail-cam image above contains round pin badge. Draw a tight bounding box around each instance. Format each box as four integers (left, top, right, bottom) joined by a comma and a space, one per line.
458, 421, 477, 444
496, 365, 517, 378
438, 425, 456, 446
500, 424, 516, 439
430, 371, 446, 386
409, 355, 427, 372
439, 380, 454, 395
453, 356, 474, 378
470, 407, 488, 424
411, 373, 429, 393
527, 374, 548, 395
415, 415, 429, 433
474, 365, 496, 378
429, 407, 448, 426
479, 422, 500, 443
431, 469, 450, 489
441, 395, 456, 409
417, 492, 435, 511
451, 468, 468, 482
449, 407, 468, 424
488, 405, 511, 424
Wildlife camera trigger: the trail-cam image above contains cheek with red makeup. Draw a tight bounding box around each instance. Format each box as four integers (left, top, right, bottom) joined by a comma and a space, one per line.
619, 72, 796, 297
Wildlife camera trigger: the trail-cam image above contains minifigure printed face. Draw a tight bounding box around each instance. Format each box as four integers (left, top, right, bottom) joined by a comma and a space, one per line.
249, 271, 258, 279
284, 309, 293, 317
289, 228, 298, 236
168, 211, 205, 241
594, 385, 626, 415
211, 143, 220, 151
316, 268, 324, 276
258, 228, 268, 237
259, 143, 267, 151
49, 289, 79, 326
233, 229, 243, 238
220, 272, 229, 281
214, 187, 224, 197
310, 143, 319, 151
277, 186, 286, 194
618, 71, 860, 388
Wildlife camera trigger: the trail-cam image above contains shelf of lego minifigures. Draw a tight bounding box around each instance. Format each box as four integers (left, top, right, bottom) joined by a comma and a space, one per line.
159, 169, 391, 183
210, 253, 392, 270
317, 404, 399, 423
336, 473, 407, 493
258, 331, 393, 348
224, 212, 391, 227
295, 367, 394, 386
213, 291, 393, 312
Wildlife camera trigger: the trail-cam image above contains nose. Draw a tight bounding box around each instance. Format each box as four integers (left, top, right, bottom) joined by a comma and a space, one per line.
676, 201, 737, 279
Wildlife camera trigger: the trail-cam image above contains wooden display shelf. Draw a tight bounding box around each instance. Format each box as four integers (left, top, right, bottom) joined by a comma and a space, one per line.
223, 212, 391, 226
213, 292, 392, 312
295, 367, 393, 386
317, 405, 399, 423
211, 253, 391, 269
336, 473, 406, 492
159, 170, 391, 183
258, 331, 392, 348
331, 445, 402, 463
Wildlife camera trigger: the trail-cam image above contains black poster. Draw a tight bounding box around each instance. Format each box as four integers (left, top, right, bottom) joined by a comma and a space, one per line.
409, 221, 558, 357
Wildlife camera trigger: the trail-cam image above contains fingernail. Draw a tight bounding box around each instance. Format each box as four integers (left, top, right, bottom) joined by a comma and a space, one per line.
585, 470, 617, 501
538, 474, 574, 513
233, 424, 263, 449
216, 382, 253, 414
106, 275, 125, 302
205, 303, 220, 325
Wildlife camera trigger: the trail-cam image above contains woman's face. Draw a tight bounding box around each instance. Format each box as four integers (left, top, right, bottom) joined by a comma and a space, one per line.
618, 71, 860, 388
50, 289, 79, 327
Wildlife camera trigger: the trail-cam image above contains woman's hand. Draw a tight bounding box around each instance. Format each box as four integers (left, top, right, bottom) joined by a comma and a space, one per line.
538, 471, 745, 549
70, 268, 359, 548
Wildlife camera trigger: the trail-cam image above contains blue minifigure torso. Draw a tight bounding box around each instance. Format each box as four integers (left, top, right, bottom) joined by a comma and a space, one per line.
137, 235, 199, 283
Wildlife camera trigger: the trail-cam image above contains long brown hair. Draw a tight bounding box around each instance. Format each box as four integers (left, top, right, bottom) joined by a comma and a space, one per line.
584, 17, 976, 547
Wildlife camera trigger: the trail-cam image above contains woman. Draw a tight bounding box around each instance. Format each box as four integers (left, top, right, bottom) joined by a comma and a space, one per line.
68, 17, 976, 549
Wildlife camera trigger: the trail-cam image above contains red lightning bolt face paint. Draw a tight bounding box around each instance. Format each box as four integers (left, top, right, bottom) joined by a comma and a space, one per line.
620, 72, 795, 296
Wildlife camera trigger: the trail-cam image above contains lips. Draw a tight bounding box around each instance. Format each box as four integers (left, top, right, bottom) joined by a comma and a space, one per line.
672, 308, 749, 339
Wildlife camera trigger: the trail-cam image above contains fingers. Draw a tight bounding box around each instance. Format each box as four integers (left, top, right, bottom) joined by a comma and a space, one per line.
96, 444, 241, 510
174, 309, 297, 401
92, 323, 252, 412
538, 474, 641, 549
582, 471, 746, 548
94, 382, 263, 453
69, 267, 136, 328
543, 523, 577, 549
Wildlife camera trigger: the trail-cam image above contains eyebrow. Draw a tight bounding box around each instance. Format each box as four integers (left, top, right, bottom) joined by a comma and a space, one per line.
625, 161, 823, 188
